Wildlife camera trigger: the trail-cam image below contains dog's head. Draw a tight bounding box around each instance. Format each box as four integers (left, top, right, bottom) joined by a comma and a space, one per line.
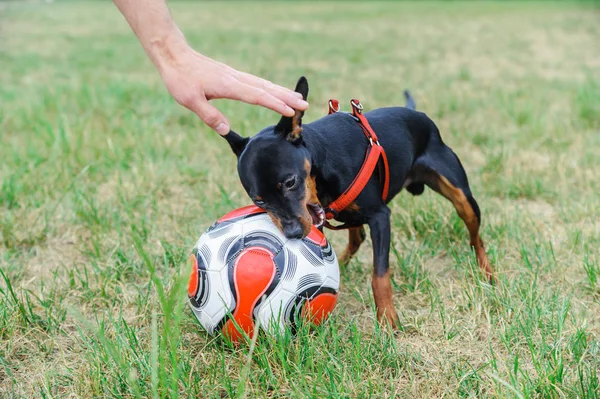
223, 77, 324, 239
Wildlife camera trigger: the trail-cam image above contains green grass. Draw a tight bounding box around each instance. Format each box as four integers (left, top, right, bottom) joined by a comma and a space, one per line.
1, 1, 600, 397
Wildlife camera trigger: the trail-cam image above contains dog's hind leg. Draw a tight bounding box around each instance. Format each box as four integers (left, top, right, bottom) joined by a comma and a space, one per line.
409, 145, 494, 283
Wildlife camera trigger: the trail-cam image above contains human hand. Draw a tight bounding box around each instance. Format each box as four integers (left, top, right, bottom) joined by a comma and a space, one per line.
112, 0, 307, 135
158, 47, 309, 135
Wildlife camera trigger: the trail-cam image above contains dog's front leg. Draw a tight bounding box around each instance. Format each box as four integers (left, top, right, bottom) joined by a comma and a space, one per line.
368, 206, 400, 329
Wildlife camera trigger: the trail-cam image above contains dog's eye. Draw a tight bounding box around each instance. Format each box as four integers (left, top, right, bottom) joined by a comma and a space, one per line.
284, 176, 297, 190
254, 199, 265, 207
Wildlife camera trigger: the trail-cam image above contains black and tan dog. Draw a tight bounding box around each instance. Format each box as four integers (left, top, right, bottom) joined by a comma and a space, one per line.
223, 77, 493, 328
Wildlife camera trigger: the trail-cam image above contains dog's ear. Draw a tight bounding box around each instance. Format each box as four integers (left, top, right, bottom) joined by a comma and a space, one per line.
275, 76, 309, 144
223, 130, 249, 157
293, 76, 309, 102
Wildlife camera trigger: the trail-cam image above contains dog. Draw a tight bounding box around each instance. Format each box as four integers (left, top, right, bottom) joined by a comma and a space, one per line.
222, 77, 493, 329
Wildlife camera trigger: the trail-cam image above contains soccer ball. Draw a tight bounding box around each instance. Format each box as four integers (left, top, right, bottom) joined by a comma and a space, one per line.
187, 205, 340, 342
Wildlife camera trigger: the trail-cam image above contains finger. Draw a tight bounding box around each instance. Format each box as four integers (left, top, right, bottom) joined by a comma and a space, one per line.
237, 73, 309, 111
189, 99, 230, 135
246, 75, 309, 109
265, 82, 309, 110
233, 83, 296, 117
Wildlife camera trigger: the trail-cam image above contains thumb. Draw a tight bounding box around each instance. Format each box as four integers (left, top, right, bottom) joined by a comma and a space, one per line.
191, 100, 230, 135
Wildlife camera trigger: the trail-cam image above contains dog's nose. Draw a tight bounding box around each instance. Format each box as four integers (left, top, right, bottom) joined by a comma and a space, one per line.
283, 222, 304, 240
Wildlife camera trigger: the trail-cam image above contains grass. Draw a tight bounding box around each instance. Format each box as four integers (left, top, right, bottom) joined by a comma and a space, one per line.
1, 1, 600, 397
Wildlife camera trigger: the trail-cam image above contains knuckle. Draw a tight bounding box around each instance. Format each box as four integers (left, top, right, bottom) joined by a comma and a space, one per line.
220, 77, 240, 97
253, 90, 270, 105
201, 111, 220, 126
175, 92, 196, 108
222, 76, 237, 89
262, 79, 273, 89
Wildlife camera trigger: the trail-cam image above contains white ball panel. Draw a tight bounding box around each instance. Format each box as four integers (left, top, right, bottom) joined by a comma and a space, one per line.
256, 286, 297, 334
322, 275, 340, 291
240, 214, 287, 244
189, 268, 233, 335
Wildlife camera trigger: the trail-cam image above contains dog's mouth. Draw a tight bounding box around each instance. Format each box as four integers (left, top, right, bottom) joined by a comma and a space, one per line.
307, 203, 325, 228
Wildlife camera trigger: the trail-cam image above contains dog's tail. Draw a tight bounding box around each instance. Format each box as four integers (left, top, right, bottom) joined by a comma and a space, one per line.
404, 90, 416, 110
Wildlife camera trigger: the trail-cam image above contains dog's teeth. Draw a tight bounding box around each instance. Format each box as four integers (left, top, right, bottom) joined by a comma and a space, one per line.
307, 203, 326, 227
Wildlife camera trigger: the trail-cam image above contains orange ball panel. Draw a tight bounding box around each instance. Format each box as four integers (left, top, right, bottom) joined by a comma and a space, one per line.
222, 247, 276, 342
187, 254, 199, 297
301, 292, 338, 325
217, 205, 264, 223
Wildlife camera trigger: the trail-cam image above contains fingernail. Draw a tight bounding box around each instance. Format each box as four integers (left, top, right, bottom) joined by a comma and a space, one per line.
293, 92, 303, 99
216, 123, 229, 135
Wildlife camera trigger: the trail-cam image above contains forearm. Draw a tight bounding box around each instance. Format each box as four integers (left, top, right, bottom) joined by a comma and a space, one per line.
112, 0, 189, 73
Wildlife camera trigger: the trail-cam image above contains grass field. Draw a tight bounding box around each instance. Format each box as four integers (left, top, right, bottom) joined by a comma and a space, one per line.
1, 1, 600, 397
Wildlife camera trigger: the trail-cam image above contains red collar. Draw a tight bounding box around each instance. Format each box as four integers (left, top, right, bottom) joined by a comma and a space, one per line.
322, 99, 390, 230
